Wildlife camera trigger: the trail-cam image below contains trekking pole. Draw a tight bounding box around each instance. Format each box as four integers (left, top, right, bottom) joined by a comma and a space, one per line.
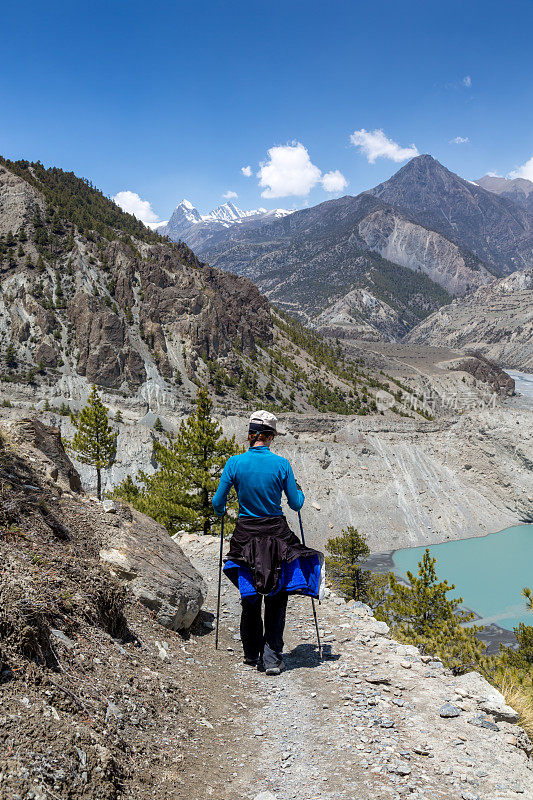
215, 514, 225, 650
297, 510, 322, 660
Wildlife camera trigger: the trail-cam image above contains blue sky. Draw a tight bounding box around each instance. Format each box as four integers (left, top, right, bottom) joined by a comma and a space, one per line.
1, 0, 532, 222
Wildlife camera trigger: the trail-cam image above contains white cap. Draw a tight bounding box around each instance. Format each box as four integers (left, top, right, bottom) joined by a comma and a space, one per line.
248, 409, 278, 434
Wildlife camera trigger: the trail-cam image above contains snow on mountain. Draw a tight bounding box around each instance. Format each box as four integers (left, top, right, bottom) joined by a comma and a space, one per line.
160, 199, 293, 242
171, 199, 290, 226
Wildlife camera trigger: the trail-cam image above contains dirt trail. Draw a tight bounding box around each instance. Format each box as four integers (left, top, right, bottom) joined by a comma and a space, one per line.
182, 536, 532, 800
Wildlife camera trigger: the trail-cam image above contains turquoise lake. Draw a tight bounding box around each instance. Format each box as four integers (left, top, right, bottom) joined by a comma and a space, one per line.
392, 525, 533, 632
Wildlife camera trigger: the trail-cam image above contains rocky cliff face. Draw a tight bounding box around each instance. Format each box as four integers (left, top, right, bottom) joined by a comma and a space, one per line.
448, 352, 516, 396
406, 270, 533, 370
0, 160, 271, 394
357, 207, 493, 295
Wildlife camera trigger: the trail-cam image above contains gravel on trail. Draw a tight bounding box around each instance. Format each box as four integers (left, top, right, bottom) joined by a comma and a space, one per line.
180, 534, 533, 800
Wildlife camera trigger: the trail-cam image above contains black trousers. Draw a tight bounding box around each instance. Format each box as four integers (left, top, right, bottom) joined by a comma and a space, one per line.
240, 591, 288, 669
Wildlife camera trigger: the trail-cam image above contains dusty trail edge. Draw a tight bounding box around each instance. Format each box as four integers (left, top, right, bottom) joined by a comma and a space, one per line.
177, 535, 532, 800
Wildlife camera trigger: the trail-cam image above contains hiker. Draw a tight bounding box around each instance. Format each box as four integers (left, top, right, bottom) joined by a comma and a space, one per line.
212, 410, 324, 675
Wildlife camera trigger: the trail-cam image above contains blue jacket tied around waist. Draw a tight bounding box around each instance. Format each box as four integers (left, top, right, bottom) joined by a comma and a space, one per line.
212, 446, 324, 600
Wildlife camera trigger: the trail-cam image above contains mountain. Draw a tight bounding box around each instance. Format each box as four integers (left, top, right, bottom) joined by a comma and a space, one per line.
158, 155, 533, 342
368, 155, 533, 275
0, 156, 422, 418
406, 269, 533, 369
164, 185, 496, 340
159, 199, 292, 250
475, 174, 533, 209
0, 159, 276, 393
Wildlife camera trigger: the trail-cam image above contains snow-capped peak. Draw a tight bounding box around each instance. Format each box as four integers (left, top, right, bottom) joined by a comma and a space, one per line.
172, 199, 204, 225
162, 198, 293, 237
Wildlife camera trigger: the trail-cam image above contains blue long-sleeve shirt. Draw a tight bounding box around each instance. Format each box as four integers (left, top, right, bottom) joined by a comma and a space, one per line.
212, 445, 305, 518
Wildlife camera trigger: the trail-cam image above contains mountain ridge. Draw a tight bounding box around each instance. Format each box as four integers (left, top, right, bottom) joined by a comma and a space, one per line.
159, 198, 293, 244
406, 268, 533, 369
158, 155, 533, 343
367, 155, 533, 274
0, 156, 422, 419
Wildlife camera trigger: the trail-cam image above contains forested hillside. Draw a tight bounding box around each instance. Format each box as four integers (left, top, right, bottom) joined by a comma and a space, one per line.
0, 157, 429, 418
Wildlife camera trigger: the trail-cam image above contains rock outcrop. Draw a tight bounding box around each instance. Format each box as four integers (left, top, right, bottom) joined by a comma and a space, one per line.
446, 351, 516, 396
100, 505, 206, 631
3, 418, 205, 631
0, 158, 272, 394
407, 270, 533, 369
358, 206, 493, 295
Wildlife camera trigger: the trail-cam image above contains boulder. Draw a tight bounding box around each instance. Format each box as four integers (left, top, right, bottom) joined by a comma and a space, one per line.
99, 507, 207, 631
453, 671, 519, 724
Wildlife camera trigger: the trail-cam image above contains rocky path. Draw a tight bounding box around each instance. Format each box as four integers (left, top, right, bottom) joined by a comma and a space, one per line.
181, 535, 532, 800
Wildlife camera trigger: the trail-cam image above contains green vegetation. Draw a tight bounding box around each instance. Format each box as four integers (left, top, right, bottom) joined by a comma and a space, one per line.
375, 549, 485, 674
373, 554, 533, 735
367, 254, 452, 321
67, 386, 117, 500
272, 310, 421, 416
489, 594, 533, 739
0, 157, 161, 243
114, 387, 241, 535
326, 526, 387, 606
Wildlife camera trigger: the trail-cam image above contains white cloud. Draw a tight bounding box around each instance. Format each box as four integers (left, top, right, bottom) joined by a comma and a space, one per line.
462, 75, 472, 87
113, 190, 159, 224
257, 142, 323, 198
241, 165, 252, 177
509, 156, 533, 181
321, 169, 348, 193
450, 136, 469, 144
223, 190, 238, 199
349, 129, 419, 164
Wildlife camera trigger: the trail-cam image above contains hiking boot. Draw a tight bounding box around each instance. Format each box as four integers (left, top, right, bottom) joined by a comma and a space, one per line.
265, 665, 282, 676
243, 657, 260, 667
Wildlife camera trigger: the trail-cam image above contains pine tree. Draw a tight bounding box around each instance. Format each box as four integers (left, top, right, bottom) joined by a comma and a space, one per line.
153, 416, 164, 432
5, 343, 16, 368
375, 549, 485, 674
500, 623, 533, 671
326, 526, 373, 601
523, 587, 533, 610
115, 387, 241, 535
68, 386, 117, 499
114, 474, 139, 503
114, 409, 124, 424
